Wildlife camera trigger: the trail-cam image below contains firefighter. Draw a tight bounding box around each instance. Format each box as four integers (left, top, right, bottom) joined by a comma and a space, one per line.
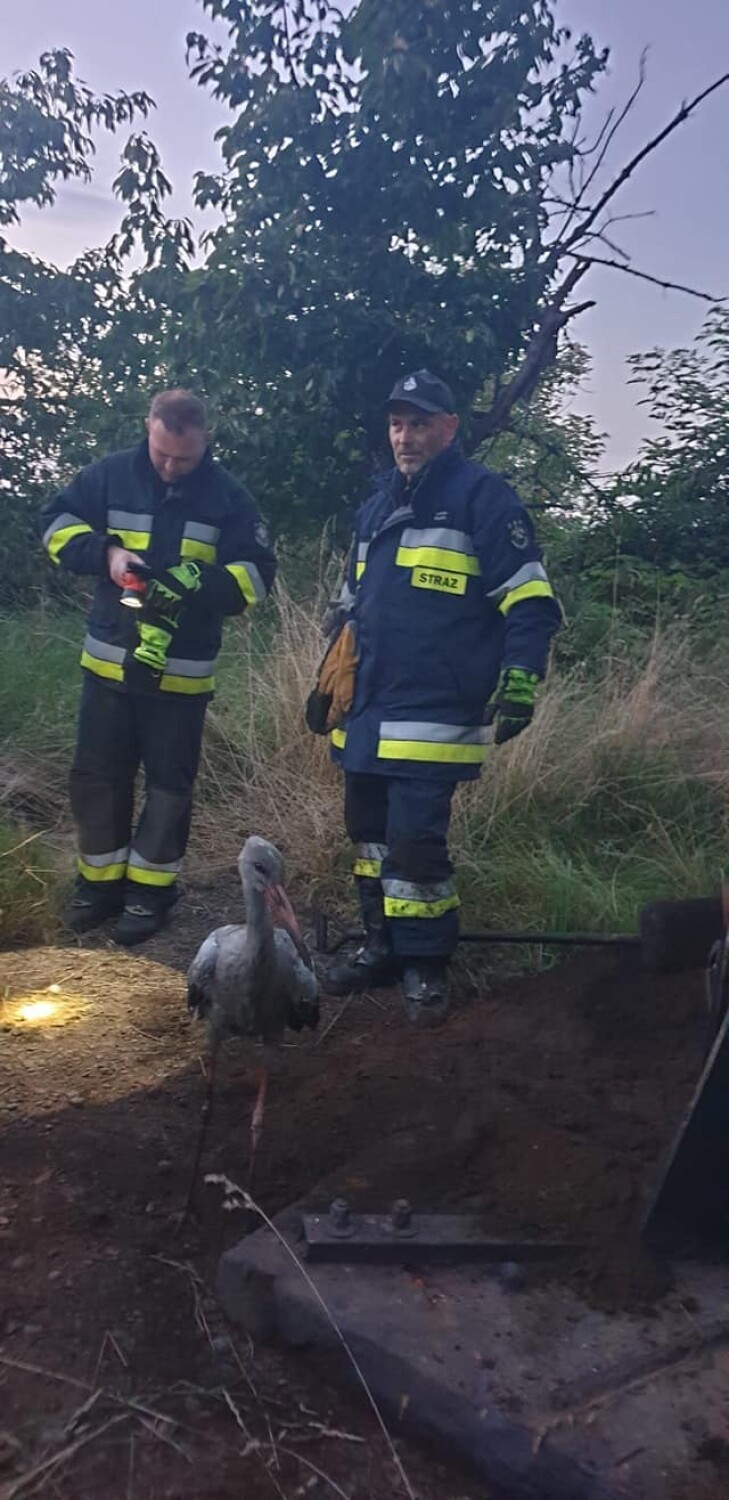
41, 389, 276, 945
308, 369, 561, 1023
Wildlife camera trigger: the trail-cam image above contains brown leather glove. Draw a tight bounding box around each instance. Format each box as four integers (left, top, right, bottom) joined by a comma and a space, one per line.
305, 621, 358, 734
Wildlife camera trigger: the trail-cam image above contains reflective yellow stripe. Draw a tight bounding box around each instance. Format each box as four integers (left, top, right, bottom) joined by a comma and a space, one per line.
80, 650, 124, 683
226, 563, 265, 605
377, 738, 487, 764
47, 523, 94, 564
499, 580, 555, 615
126, 866, 178, 888
159, 674, 215, 695
181, 537, 216, 564
355, 561, 366, 580
78, 857, 127, 883
396, 546, 481, 576
353, 858, 382, 878
384, 894, 460, 919
330, 727, 347, 749
108, 528, 150, 552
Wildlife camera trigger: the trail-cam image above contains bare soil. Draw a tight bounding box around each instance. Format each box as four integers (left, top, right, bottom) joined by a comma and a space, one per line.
0, 872, 713, 1498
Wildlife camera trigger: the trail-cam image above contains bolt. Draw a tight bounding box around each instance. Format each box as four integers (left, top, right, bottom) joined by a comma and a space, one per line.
390, 1198, 413, 1231
328, 1197, 351, 1230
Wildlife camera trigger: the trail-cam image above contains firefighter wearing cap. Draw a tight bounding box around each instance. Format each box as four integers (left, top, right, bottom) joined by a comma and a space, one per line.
312, 369, 561, 1023
41, 389, 276, 946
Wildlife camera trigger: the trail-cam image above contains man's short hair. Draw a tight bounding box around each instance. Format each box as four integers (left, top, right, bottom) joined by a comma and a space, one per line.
149, 389, 207, 435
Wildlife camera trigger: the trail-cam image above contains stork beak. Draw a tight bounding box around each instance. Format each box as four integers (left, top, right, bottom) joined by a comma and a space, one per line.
264, 884, 313, 968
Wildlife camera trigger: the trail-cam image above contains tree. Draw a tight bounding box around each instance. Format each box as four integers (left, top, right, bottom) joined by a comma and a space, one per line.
0, 52, 194, 604
614, 308, 729, 572
174, 1, 727, 537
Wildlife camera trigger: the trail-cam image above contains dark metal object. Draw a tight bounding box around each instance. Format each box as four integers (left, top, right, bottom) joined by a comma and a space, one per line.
327, 1197, 355, 1237
302, 1208, 577, 1266
312, 910, 640, 956
642, 997, 729, 1249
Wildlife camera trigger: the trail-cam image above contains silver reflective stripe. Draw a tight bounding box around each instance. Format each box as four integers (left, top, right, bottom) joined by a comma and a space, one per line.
486, 561, 548, 601
399, 526, 475, 554
183, 522, 220, 544
83, 634, 125, 664
80, 846, 129, 867
356, 542, 369, 563
357, 842, 388, 862
165, 655, 217, 677
42, 511, 87, 546
107, 510, 154, 532
128, 852, 182, 874
382, 878, 457, 903
379, 720, 491, 744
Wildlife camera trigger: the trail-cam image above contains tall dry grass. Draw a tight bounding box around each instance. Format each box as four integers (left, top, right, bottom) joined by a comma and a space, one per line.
2, 589, 729, 942
196, 590, 729, 933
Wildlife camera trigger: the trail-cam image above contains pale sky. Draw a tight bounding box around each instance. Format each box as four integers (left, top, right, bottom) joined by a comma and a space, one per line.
2, 0, 728, 471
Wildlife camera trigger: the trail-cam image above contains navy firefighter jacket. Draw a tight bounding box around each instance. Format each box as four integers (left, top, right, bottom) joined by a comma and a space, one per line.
333, 443, 561, 780
40, 441, 276, 698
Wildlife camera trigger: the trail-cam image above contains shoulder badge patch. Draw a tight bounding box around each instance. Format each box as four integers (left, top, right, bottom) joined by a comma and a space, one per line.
255, 518, 271, 548
507, 517, 529, 550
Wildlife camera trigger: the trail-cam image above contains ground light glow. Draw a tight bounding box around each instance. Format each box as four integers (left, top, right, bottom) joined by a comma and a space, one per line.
1, 985, 88, 1029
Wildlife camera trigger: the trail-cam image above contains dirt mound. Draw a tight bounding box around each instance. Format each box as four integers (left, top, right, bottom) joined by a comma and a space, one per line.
0, 911, 713, 1497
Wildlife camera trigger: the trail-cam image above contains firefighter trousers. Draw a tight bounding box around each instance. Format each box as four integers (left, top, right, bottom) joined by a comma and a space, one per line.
343, 771, 459, 960
69, 676, 207, 903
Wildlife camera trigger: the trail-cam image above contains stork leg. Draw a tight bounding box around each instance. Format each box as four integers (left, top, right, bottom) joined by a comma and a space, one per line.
248, 1065, 269, 1193
180, 1051, 217, 1225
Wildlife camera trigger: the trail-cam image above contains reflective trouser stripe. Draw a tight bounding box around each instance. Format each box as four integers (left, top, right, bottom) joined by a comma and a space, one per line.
225, 561, 268, 605
127, 853, 181, 888
382, 876, 459, 920
78, 847, 129, 882
353, 841, 388, 878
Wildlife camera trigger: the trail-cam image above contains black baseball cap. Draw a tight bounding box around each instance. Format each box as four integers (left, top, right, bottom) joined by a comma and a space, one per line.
386, 369, 456, 415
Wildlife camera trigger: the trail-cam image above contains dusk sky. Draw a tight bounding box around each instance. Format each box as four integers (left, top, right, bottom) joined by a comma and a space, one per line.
2, 0, 728, 470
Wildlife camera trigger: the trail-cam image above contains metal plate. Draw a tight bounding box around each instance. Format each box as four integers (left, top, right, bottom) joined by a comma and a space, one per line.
302, 1210, 577, 1265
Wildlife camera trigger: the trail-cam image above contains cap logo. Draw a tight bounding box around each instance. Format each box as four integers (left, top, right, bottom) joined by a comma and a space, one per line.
403, 376, 417, 391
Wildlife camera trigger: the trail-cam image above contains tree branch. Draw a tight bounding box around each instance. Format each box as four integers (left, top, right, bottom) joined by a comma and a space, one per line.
559, 70, 729, 258
470, 264, 595, 442
566, 252, 725, 303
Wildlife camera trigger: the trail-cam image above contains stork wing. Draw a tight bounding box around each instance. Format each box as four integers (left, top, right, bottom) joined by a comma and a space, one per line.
274, 928, 320, 1031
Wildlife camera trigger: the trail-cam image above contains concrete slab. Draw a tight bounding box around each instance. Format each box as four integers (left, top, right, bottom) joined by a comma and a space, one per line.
218, 1211, 729, 1500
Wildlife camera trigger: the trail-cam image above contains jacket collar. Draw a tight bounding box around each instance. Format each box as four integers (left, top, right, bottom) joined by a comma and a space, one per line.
132, 440, 227, 516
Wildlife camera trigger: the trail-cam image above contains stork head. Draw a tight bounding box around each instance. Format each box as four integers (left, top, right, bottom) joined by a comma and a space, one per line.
238, 836, 310, 960
238, 836, 285, 896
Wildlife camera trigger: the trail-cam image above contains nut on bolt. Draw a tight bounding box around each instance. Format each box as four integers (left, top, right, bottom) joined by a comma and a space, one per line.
328, 1197, 351, 1231
390, 1198, 413, 1231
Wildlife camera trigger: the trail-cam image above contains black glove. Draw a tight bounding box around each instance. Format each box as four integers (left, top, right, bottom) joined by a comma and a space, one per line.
486, 668, 539, 745
141, 562, 202, 630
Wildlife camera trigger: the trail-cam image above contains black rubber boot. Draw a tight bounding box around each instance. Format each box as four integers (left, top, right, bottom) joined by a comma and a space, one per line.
64, 878, 124, 934
113, 887, 178, 948
402, 960, 450, 1025
327, 877, 398, 995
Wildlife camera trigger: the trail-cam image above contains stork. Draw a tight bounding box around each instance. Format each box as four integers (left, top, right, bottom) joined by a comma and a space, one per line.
184, 836, 319, 1215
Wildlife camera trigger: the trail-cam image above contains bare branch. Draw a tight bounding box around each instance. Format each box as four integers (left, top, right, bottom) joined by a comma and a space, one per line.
578, 51, 649, 205
566, 252, 726, 303
470, 263, 595, 441
560, 70, 729, 258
